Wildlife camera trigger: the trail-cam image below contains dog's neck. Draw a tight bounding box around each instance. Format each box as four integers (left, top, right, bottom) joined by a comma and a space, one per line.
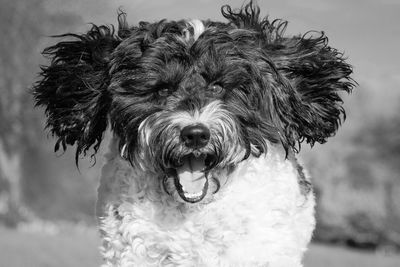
98, 136, 315, 266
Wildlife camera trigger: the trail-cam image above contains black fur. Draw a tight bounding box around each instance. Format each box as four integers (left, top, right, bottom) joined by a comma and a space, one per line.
33, 1, 355, 163
33, 24, 120, 161
222, 2, 355, 151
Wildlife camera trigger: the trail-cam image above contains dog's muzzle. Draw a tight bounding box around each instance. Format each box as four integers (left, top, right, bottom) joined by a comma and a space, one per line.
162, 123, 220, 203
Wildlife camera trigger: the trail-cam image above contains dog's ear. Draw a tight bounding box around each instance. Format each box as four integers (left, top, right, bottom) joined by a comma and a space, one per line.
33, 23, 121, 160
266, 33, 355, 151
222, 1, 355, 152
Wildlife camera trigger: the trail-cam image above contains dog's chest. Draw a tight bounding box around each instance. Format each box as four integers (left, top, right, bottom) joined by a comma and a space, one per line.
100, 148, 314, 267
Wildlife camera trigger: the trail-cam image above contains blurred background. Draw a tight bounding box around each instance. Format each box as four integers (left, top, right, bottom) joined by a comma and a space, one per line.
0, 0, 399, 266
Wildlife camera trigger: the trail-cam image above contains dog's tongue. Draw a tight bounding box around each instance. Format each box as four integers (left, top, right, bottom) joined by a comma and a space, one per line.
176, 154, 207, 194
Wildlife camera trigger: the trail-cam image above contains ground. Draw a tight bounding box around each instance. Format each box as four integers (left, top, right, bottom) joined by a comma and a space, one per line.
0, 226, 399, 267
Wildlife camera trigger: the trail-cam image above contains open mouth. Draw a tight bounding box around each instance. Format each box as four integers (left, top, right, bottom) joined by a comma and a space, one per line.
169, 153, 215, 203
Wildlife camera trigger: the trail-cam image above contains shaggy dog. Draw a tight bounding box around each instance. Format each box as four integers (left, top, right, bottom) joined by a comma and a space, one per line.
34, 2, 354, 266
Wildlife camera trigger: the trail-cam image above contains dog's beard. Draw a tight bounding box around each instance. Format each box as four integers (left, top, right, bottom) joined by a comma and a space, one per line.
128, 101, 248, 204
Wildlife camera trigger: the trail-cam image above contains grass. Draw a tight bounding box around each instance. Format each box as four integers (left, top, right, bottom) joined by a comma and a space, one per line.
0, 226, 101, 267
1, 226, 399, 267
304, 243, 400, 267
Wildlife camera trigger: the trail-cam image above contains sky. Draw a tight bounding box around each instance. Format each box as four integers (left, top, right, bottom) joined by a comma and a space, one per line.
45, 0, 400, 117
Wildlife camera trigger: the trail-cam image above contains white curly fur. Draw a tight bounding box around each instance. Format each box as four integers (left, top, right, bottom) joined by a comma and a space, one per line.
97, 137, 315, 267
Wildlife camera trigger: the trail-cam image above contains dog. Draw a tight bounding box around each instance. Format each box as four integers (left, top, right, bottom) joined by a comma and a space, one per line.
33, 1, 354, 266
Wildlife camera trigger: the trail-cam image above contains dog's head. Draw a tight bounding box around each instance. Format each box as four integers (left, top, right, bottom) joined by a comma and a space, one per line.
34, 1, 354, 203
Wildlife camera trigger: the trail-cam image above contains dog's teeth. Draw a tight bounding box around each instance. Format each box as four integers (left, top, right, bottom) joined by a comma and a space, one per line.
183, 191, 202, 198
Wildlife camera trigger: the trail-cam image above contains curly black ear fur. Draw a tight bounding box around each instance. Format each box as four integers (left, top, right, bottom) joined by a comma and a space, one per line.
222, 1, 355, 152
267, 33, 355, 151
33, 23, 122, 161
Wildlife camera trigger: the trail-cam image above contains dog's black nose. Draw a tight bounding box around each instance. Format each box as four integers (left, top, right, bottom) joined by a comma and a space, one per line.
181, 124, 210, 149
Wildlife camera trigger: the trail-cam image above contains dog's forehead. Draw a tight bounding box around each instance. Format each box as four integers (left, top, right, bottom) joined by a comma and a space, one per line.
110, 19, 262, 90
115, 20, 263, 77
184, 19, 206, 42
115, 18, 248, 60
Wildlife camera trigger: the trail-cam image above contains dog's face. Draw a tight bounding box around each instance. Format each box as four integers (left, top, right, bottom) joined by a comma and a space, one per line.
34, 2, 354, 203
109, 18, 284, 203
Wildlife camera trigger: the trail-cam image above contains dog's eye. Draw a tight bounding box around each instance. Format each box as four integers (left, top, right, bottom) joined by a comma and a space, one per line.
157, 88, 171, 97
208, 84, 224, 95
